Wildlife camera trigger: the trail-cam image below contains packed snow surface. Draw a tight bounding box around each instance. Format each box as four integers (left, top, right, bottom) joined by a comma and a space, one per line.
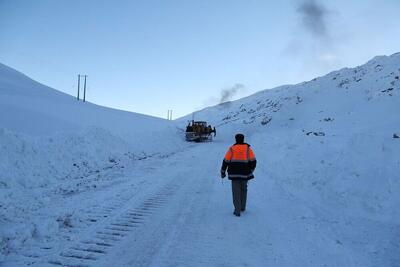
1, 53, 400, 266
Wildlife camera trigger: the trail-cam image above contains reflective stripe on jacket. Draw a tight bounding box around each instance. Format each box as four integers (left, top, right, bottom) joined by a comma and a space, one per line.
221, 143, 257, 180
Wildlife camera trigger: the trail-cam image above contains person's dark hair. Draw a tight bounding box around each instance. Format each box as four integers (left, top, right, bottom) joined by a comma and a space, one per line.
235, 133, 244, 144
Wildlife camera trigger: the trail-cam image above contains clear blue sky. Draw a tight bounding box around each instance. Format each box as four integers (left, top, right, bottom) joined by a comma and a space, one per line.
1, 0, 399, 119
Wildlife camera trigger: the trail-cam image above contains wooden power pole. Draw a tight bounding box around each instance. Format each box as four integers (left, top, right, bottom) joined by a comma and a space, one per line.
167, 110, 173, 120
83, 75, 87, 102
77, 74, 80, 100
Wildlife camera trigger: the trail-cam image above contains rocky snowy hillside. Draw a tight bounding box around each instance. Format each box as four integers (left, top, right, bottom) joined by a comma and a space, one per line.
181, 53, 400, 136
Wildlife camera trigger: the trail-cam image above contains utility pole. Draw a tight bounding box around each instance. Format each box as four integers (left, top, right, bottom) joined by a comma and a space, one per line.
83, 75, 87, 102
77, 74, 80, 100
167, 110, 173, 120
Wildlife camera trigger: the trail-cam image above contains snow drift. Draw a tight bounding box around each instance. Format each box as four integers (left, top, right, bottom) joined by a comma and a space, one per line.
0, 62, 183, 187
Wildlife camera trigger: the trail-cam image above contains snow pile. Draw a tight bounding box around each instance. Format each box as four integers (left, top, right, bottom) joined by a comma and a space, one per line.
0, 62, 184, 186
1, 127, 127, 188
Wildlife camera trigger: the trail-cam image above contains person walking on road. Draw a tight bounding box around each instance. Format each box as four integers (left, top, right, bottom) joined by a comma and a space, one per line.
221, 133, 257, 217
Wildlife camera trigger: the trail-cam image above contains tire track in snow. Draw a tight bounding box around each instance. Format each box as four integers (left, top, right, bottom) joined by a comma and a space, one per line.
43, 182, 180, 267
15, 181, 142, 264
102, 142, 225, 266
10, 143, 207, 267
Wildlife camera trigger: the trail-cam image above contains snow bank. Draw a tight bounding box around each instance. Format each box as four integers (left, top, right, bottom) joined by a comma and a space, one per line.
0, 62, 184, 188
1, 127, 127, 188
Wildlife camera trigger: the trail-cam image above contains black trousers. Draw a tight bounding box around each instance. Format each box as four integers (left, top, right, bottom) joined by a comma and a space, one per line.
231, 179, 248, 213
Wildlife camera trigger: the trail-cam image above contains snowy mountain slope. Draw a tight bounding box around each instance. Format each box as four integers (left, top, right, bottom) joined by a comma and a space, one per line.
0, 63, 172, 137
179, 53, 400, 136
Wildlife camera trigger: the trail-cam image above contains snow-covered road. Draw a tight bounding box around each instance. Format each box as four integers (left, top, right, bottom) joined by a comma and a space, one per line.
113, 140, 384, 267
8, 137, 397, 267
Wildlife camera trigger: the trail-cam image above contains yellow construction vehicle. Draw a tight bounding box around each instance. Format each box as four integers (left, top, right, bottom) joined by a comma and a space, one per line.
185, 120, 216, 142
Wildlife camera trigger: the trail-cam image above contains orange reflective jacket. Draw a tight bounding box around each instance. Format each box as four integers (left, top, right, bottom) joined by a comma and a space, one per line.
224, 144, 256, 163
221, 143, 257, 180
